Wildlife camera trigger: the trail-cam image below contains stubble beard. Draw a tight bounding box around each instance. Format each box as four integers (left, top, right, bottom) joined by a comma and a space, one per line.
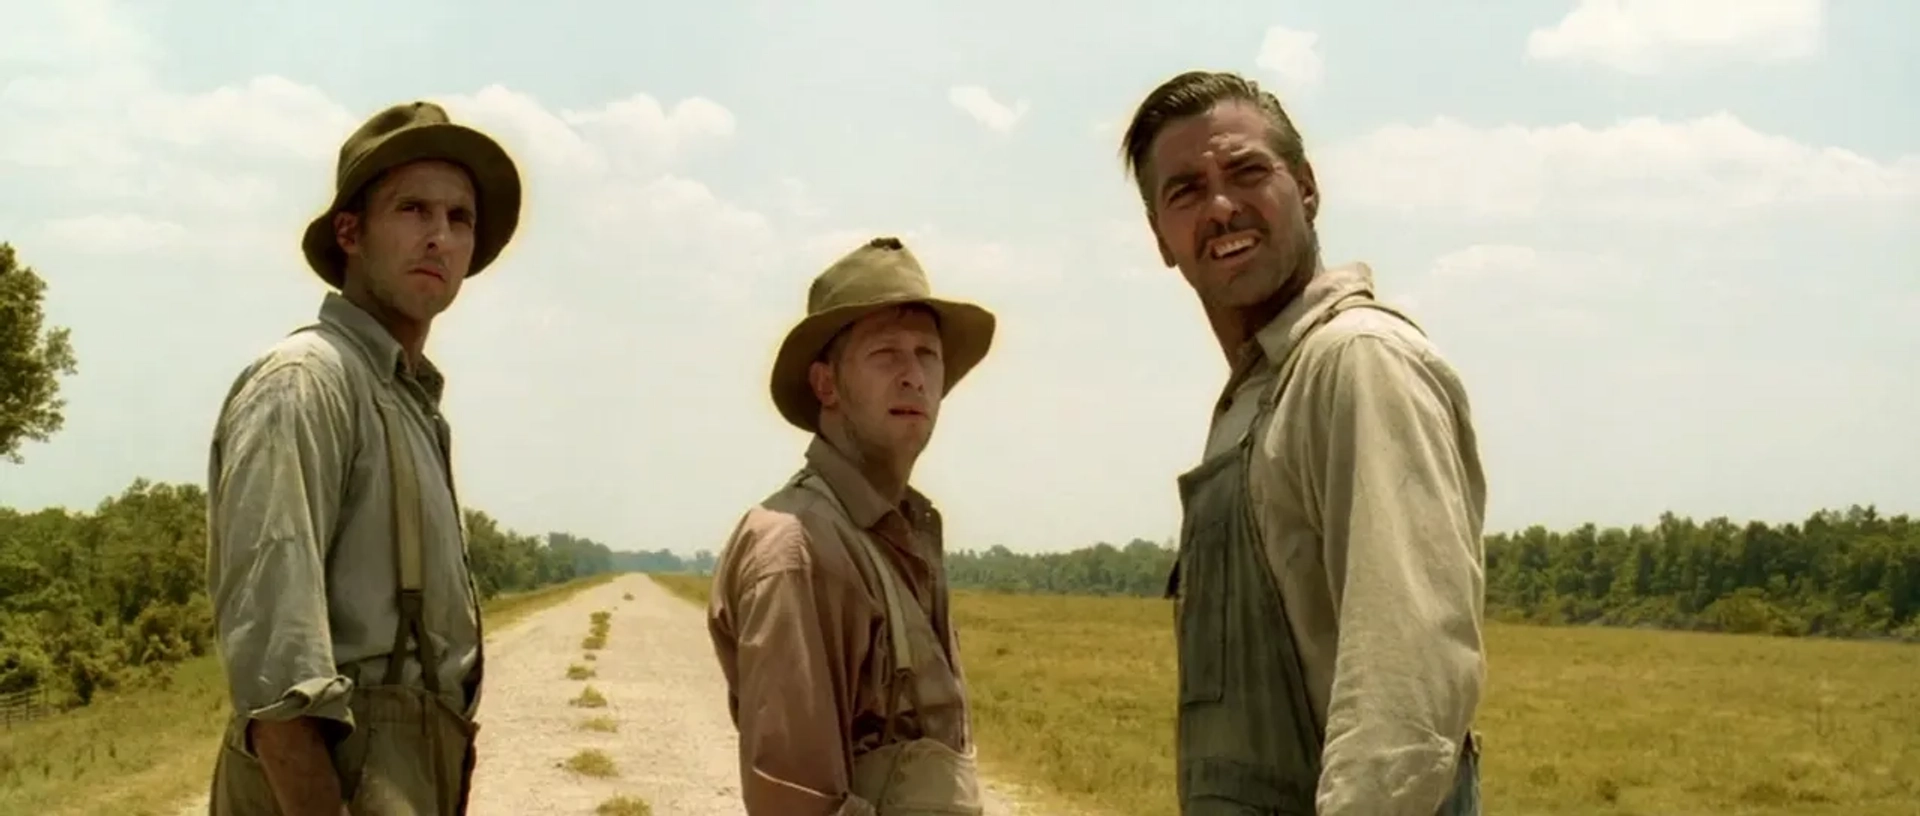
828, 394, 927, 497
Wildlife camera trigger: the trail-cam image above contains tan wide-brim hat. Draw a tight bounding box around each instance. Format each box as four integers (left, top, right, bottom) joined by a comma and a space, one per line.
770, 236, 997, 433
300, 100, 522, 289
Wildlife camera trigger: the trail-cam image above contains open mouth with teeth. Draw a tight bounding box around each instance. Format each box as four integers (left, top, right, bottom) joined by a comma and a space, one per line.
1207, 233, 1261, 260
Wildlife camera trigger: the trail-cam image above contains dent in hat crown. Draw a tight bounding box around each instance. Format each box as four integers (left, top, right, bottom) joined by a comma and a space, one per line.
808, 235, 931, 312
336, 101, 455, 180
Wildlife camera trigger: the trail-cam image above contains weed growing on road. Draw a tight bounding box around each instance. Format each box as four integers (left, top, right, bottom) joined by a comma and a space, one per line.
583, 610, 611, 651
569, 685, 608, 709
583, 652, 598, 661
562, 748, 618, 778
622, 592, 635, 601
596, 794, 651, 815
567, 663, 596, 681
578, 716, 619, 733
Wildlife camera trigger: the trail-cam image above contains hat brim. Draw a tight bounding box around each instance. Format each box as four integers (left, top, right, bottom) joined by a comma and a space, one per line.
770, 296, 997, 433
301, 122, 522, 289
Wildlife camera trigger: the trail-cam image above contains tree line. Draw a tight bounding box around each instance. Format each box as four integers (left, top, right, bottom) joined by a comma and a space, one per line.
942, 505, 1920, 642
0, 478, 630, 709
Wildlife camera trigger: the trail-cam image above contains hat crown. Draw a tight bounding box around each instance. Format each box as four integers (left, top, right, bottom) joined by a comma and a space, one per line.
807, 237, 933, 314
336, 101, 455, 185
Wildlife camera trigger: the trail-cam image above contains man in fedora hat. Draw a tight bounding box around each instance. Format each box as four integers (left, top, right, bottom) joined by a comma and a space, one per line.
706, 236, 995, 816
204, 99, 521, 816
1119, 71, 1486, 815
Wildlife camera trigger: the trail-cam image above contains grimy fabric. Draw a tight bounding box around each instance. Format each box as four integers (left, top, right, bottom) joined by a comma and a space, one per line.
1178, 264, 1486, 815
707, 438, 975, 816
205, 293, 484, 815
800, 473, 983, 815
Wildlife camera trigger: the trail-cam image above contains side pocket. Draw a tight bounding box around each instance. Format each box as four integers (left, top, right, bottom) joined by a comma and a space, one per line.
332, 720, 376, 807
210, 720, 281, 816
1175, 516, 1229, 706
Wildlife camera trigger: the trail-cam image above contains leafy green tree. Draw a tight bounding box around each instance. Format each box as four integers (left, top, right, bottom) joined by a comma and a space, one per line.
0, 243, 79, 463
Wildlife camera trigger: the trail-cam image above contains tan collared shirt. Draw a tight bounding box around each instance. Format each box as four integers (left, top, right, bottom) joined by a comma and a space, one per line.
707, 437, 971, 816
1204, 263, 1487, 816
205, 292, 484, 731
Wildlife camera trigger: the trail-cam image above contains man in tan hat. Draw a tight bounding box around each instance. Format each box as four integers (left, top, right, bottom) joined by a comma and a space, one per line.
1119, 71, 1486, 815
706, 236, 995, 816
204, 100, 521, 816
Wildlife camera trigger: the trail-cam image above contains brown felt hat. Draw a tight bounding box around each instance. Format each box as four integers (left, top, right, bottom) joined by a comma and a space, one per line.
300, 100, 522, 288
771, 236, 997, 433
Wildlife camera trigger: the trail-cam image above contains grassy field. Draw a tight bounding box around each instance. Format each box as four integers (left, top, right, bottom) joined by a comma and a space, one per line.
650, 572, 1920, 816
0, 572, 620, 816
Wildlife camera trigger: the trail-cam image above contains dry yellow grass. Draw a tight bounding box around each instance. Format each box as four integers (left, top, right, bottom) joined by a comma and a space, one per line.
596, 793, 652, 815
578, 715, 620, 733
570, 685, 609, 709
562, 748, 618, 778
649, 573, 1920, 816
0, 572, 620, 816
567, 663, 597, 681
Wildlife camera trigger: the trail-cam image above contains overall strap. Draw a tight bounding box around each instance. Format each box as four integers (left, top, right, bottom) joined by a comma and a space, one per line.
377, 392, 440, 694
282, 320, 437, 692
792, 471, 926, 746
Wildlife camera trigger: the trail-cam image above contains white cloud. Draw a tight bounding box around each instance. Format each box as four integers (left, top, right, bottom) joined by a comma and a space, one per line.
1401, 244, 1632, 339
1527, 0, 1824, 74
1317, 111, 1920, 224
947, 85, 1030, 134
1255, 25, 1325, 96
37, 213, 192, 256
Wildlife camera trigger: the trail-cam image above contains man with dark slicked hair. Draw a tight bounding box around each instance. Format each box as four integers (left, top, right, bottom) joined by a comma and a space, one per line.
1120, 69, 1487, 816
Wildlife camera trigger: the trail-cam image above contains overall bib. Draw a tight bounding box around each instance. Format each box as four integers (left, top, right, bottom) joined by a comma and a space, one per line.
211, 338, 481, 816
1167, 294, 1481, 815
797, 473, 984, 816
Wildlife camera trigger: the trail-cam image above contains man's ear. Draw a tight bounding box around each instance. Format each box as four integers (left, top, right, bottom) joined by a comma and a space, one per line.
807, 360, 837, 409
332, 211, 362, 257
1292, 160, 1320, 224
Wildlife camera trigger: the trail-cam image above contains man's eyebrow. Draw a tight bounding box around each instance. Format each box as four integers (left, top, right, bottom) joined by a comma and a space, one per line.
1157, 168, 1202, 197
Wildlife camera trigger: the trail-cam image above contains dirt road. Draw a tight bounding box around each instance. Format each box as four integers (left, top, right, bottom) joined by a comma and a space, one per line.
175, 573, 1036, 815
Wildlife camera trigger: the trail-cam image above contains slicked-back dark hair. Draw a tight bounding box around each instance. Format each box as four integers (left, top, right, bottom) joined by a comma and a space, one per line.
1119, 70, 1308, 209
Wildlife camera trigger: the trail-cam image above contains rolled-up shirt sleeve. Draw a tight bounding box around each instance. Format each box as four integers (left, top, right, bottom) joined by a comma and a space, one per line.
726, 522, 874, 816
1304, 332, 1486, 816
207, 359, 356, 729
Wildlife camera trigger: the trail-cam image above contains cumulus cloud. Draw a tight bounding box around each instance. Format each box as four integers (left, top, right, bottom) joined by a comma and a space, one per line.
1527, 0, 1824, 74
1255, 25, 1325, 96
1398, 244, 1635, 339
948, 85, 1030, 134
1317, 111, 1920, 224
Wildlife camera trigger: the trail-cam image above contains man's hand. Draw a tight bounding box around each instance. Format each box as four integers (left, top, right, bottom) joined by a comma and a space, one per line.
249, 717, 348, 816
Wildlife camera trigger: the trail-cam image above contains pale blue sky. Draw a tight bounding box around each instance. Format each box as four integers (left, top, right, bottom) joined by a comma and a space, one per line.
2, 0, 1915, 555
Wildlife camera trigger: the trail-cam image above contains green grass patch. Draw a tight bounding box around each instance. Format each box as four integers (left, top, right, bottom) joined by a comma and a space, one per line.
597, 794, 652, 815
570, 685, 608, 709
578, 716, 619, 733
563, 748, 618, 778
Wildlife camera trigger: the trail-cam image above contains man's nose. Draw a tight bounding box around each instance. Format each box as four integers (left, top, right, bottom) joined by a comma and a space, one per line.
424, 210, 453, 247
1203, 189, 1239, 226
898, 359, 927, 391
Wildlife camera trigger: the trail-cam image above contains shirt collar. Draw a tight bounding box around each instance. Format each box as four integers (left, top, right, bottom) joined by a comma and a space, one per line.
1248, 262, 1377, 370
804, 435, 935, 532
318, 292, 446, 403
